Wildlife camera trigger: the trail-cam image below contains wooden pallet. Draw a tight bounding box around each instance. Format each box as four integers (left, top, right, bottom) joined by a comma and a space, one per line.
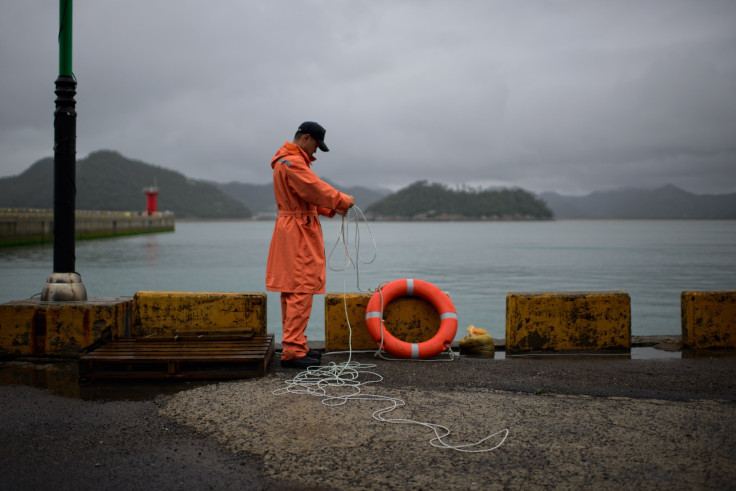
140, 328, 255, 341
79, 333, 274, 380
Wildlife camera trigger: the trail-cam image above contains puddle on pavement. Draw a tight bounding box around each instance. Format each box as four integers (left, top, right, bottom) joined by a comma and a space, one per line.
473, 347, 687, 360
0, 359, 214, 401
501, 347, 683, 360
500, 347, 736, 360
632, 347, 682, 359
681, 348, 736, 359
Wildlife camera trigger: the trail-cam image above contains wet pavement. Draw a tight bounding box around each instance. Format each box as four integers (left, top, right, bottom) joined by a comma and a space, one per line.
0, 346, 690, 403
1, 345, 735, 490
0, 358, 212, 402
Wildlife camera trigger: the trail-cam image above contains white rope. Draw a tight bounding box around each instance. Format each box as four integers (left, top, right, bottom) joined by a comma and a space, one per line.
327, 205, 377, 293
273, 361, 509, 452
275, 205, 509, 452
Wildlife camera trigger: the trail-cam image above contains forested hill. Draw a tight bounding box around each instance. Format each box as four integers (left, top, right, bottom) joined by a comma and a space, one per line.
365, 180, 554, 220
0, 151, 251, 219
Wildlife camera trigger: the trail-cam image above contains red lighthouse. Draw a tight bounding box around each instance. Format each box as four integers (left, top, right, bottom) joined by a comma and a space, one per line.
143, 185, 159, 216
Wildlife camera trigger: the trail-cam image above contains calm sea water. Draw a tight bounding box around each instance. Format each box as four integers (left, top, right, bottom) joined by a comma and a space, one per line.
1, 219, 734, 343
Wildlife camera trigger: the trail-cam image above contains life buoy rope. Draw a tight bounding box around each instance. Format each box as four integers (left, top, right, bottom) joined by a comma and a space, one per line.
365, 279, 458, 359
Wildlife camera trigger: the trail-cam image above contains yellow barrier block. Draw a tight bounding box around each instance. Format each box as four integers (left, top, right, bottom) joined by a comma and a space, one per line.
324, 293, 441, 352
0, 297, 132, 356
681, 291, 736, 349
132, 291, 266, 337
506, 291, 631, 353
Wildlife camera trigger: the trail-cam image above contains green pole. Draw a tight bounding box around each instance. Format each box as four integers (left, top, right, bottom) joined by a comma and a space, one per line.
42, 0, 87, 300
59, 0, 72, 76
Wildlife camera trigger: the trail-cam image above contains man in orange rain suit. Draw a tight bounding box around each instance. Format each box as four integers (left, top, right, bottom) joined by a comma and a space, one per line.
266, 122, 354, 369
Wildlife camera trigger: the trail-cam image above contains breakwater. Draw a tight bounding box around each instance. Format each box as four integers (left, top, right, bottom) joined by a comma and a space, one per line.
0, 209, 175, 246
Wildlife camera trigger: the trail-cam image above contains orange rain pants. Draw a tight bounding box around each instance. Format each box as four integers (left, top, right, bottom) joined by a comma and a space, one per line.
265, 141, 352, 360
280, 292, 314, 360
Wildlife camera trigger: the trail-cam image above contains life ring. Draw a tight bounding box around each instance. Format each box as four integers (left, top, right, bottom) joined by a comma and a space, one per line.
365, 279, 457, 359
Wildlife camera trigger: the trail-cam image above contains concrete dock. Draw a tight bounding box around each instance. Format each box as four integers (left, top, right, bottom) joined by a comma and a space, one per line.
1, 347, 734, 490
1, 289, 734, 488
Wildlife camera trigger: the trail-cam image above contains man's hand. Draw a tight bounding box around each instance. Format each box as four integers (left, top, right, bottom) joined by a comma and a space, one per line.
337, 195, 355, 216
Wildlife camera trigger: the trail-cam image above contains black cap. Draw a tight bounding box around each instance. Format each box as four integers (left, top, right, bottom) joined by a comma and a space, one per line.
298, 121, 329, 152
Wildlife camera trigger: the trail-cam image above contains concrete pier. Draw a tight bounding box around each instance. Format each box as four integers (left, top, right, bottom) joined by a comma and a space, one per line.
1, 289, 735, 489
0, 208, 175, 246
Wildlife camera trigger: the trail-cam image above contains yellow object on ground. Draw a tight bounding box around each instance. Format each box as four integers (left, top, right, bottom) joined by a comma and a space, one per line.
0, 297, 132, 356
0, 292, 266, 357
506, 291, 631, 353
681, 290, 736, 349
459, 325, 495, 356
132, 291, 266, 338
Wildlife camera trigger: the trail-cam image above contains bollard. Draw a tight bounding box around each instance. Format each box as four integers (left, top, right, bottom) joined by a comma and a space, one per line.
132, 291, 266, 337
506, 291, 631, 353
681, 291, 736, 349
0, 297, 132, 356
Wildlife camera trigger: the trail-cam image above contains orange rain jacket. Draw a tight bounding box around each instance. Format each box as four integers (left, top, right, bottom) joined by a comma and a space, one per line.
265, 141, 353, 293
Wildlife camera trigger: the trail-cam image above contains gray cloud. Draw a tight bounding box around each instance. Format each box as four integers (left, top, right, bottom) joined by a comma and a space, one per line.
1, 0, 735, 195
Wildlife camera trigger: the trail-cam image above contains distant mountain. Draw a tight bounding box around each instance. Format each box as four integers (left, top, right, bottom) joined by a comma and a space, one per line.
540, 185, 736, 219
0, 151, 251, 219
215, 179, 390, 216
0, 150, 389, 220
7, 153, 729, 221
214, 182, 275, 215
366, 180, 553, 220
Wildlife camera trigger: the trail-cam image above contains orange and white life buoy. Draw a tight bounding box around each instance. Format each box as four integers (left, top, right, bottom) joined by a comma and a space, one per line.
365, 279, 457, 359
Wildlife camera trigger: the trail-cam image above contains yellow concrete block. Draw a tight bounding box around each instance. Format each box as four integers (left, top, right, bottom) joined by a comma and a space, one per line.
506, 291, 631, 353
681, 290, 736, 349
132, 291, 266, 337
0, 297, 132, 356
325, 293, 441, 352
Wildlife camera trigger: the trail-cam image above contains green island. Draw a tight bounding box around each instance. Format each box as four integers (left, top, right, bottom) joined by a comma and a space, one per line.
365, 180, 554, 221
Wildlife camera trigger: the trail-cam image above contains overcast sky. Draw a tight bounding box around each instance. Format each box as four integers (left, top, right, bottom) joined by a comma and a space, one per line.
1, 1, 735, 195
